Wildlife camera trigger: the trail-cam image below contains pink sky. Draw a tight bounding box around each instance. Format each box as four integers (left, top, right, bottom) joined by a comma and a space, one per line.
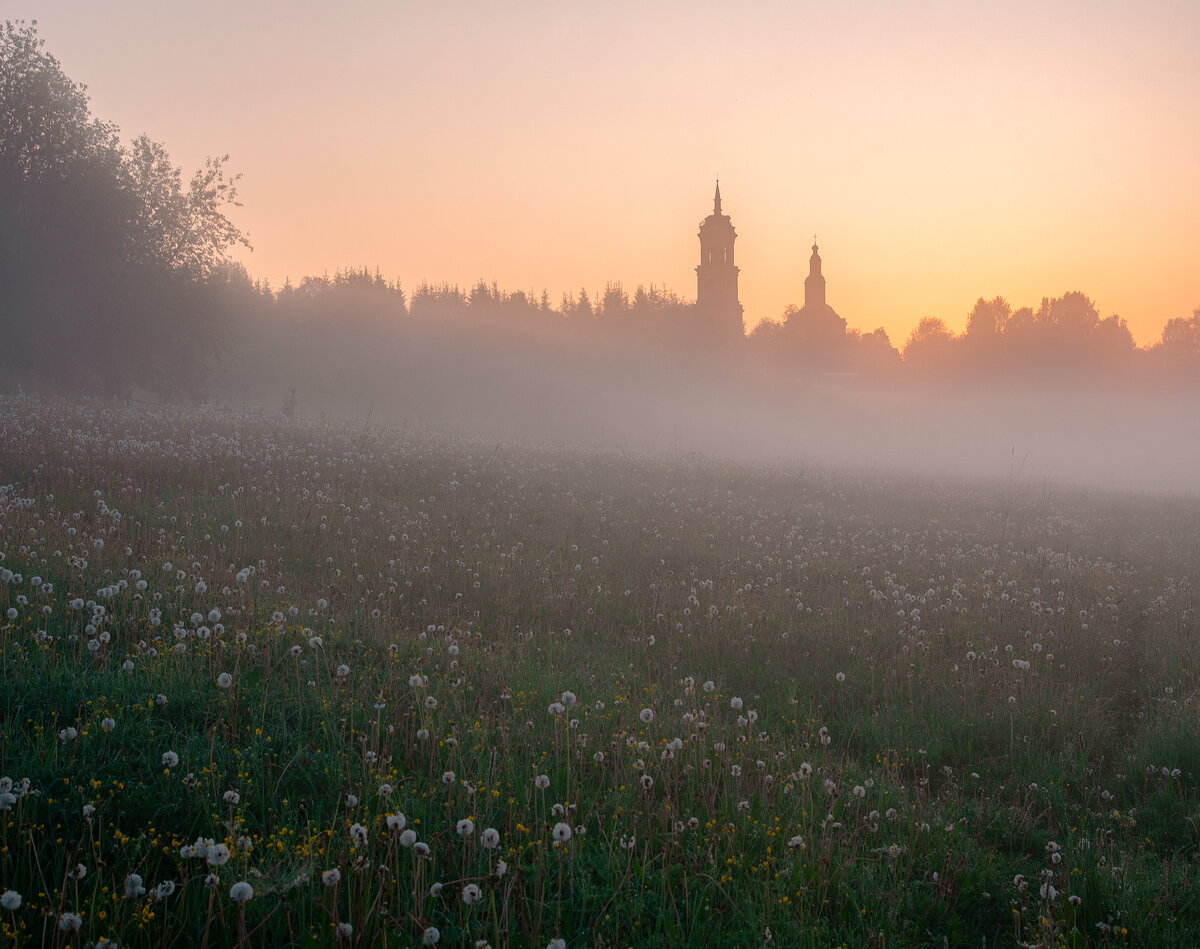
20, 0, 1200, 344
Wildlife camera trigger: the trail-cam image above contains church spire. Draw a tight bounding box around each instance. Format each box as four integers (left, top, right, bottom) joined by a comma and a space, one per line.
713, 179, 722, 216
804, 237, 826, 309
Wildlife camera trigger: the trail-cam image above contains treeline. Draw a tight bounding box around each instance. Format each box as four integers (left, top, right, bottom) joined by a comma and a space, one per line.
898, 294, 1200, 385
3, 19, 1197, 405
221, 265, 1199, 387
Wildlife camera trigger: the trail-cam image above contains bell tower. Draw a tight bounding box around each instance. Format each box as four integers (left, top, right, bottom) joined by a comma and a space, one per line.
804, 238, 826, 310
695, 180, 743, 329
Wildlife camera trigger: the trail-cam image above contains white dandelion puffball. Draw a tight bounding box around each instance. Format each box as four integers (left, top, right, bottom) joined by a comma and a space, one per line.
229, 881, 254, 902
0, 890, 20, 910
639, 708, 654, 723
481, 827, 500, 849
216, 672, 233, 689
552, 822, 572, 843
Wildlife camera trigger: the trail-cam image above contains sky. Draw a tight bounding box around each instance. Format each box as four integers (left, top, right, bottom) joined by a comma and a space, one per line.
19, 0, 1200, 344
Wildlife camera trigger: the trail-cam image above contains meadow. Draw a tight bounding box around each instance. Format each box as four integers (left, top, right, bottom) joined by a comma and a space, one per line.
1, 394, 1198, 948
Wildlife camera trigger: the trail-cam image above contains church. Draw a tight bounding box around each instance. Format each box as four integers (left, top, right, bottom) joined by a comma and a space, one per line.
693, 181, 840, 340
695, 181, 744, 337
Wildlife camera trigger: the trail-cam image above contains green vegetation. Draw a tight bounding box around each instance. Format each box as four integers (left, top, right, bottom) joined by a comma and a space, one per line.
1, 395, 1199, 947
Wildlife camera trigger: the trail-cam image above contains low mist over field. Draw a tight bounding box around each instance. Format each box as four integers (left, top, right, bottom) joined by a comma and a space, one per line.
219, 309, 1200, 497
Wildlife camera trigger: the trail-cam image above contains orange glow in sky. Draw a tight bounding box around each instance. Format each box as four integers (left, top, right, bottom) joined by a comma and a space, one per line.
22, 0, 1200, 345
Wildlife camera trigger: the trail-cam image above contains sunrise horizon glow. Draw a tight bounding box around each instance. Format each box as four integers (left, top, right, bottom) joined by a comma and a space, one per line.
18, 0, 1200, 346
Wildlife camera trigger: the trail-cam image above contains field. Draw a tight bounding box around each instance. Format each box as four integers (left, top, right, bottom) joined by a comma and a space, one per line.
2, 394, 1199, 948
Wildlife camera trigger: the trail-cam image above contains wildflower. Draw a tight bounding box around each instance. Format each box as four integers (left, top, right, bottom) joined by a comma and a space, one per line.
481, 826, 501, 849
345, 793, 358, 808
400, 829, 418, 847
639, 708, 654, 723
430, 882, 443, 897
216, 672, 233, 689
206, 844, 231, 866
100, 716, 116, 732
322, 869, 341, 887
229, 881, 254, 902
561, 690, 577, 706
349, 823, 368, 847
787, 836, 806, 850
0, 890, 20, 910
457, 818, 475, 837
337, 922, 353, 938
441, 770, 455, 785
552, 822, 572, 843
125, 873, 146, 898
462, 883, 482, 905
386, 813, 407, 832
548, 940, 567, 949
59, 912, 83, 932
730, 696, 743, 710
640, 774, 654, 790
423, 927, 441, 946
853, 785, 866, 798
224, 790, 240, 804
534, 774, 550, 789
835, 672, 846, 682
59, 726, 78, 743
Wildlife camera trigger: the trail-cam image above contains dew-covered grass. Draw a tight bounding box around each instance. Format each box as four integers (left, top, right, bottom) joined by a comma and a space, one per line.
1, 394, 1199, 947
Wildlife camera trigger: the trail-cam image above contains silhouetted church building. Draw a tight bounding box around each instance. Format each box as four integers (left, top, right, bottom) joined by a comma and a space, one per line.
694, 181, 745, 339
804, 241, 825, 309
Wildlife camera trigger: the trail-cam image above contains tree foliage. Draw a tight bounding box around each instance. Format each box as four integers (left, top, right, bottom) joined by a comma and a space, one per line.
0, 20, 248, 396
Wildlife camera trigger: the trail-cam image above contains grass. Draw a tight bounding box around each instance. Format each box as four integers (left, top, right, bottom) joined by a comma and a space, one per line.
1, 393, 1198, 947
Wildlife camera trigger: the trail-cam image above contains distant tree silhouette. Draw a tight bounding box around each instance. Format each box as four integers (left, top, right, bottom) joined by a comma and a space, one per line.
902, 316, 958, 376
1150, 308, 1200, 382
965, 296, 1009, 341
995, 292, 1135, 380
